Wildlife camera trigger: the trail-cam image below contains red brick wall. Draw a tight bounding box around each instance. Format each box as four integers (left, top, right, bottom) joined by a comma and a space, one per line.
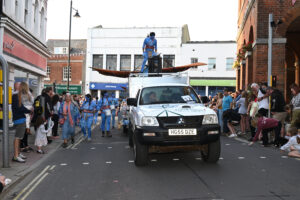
45, 54, 84, 85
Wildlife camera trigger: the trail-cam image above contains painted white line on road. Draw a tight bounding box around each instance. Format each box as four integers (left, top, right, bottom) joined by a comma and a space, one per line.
90, 147, 96, 150
234, 137, 250, 144
195, 158, 202, 160
151, 159, 157, 162
71, 136, 85, 149
107, 147, 113, 149
13, 165, 50, 200
260, 156, 267, 159
113, 180, 119, 183
173, 158, 180, 161
128, 160, 134, 163
20, 173, 49, 200
125, 146, 130, 149
238, 157, 245, 160
225, 144, 231, 146
219, 157, 224, 160
281, 156, 288, 159
295, 158, 300, 161
82, 162, 90, 165
60, 163, 68, 166
49, 165, 56, 170
106, 161, 112, 164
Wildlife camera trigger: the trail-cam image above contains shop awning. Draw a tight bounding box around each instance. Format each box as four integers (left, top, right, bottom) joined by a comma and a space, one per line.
190, 79, 236, 87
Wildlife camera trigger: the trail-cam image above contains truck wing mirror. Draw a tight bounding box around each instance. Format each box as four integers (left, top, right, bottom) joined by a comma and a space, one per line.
127, 98, 137, 107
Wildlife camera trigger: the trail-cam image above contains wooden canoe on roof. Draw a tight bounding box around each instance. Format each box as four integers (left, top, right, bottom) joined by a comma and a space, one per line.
92, 62, 206, 78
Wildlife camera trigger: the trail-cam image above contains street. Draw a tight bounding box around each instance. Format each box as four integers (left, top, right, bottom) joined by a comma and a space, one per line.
2, 127, 300, 200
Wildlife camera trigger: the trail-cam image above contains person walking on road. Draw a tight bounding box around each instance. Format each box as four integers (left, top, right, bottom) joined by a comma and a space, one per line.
60, 93, 80, 148
100, 93, 112, 137
94, 96, 100, 124
12, 82, 31, 163
80, 94, 96, 141
109, 94, 118, 129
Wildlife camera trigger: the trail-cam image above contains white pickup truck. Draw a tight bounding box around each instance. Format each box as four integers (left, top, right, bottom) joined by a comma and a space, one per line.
127, 73, 220, 166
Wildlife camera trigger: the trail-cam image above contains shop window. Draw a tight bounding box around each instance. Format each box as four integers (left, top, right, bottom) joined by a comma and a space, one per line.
63, 67, 71, 81
191, 58, 198, 63
208, 58, 216, 70
46, 66, 51, 80
134, 55, 143, 71
106, 55, 117, 70
93, 54, 103, 69
120, 55, 131, 71
226, 58, 234, 71
163, 55, 175, 68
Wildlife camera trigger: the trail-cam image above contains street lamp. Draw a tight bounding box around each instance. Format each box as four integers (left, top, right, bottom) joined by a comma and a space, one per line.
67, 0, 80, 91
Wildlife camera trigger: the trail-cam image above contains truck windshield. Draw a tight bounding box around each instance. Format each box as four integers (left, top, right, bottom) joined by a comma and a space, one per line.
139, 86, 200, 105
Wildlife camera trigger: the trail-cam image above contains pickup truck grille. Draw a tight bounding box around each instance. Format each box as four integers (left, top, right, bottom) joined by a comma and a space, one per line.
157, 116, 203, 128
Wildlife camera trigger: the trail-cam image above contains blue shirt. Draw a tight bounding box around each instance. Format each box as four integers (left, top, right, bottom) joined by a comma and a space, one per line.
143, 37, 157, 51
222, 95, 233, 111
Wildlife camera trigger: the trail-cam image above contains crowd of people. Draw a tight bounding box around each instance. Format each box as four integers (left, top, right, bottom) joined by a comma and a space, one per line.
205, 83, 300, 158
11, 82, 127, 163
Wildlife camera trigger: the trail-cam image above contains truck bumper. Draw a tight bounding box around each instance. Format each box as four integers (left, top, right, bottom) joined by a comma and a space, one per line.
135, 124, 220, 146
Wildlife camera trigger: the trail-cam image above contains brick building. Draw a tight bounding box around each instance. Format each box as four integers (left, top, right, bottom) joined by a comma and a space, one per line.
45, 39, 87, 94
236, 0, 300, 100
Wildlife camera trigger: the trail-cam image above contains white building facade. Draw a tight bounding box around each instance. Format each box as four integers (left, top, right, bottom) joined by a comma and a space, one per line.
180, 41, 236, 96
86, 26, 236, 98
0, 0, 49, 97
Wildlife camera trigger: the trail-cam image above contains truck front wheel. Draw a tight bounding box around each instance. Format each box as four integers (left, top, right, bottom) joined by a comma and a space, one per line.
201, 139, 220, 163
133, 131, 148, 166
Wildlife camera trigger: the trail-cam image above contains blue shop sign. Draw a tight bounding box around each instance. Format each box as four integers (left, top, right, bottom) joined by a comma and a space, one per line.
90, 82, 128, 91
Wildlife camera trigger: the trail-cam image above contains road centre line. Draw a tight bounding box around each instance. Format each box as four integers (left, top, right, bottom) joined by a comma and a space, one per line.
13, 165, 50, 200
49, 165, 56, 170
20, 173, 49, 200
67, 135, 83, 149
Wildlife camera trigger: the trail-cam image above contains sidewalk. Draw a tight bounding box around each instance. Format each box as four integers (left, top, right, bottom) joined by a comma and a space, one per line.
0, 124, 84, 194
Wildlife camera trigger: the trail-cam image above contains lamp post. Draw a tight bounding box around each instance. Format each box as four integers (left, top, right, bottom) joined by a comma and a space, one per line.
67, 0, 80, 91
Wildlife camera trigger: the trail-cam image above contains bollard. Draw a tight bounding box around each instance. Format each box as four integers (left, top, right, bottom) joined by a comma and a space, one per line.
0, 55, 9, 168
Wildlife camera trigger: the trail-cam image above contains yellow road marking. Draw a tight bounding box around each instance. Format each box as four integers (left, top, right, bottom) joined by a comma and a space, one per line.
20, 173, 49, 200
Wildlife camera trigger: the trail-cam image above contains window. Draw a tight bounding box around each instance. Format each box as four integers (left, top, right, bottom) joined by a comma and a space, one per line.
120, 55, 131, 71
93, 54, 103, 69
54, 47, 68, 54
15, 0, 19, 20
191, 58, 198, 64
226, 57, 234, 71
46, 66, 51, 80
106, 55, 117, 70
134, 55, 143, 71
40, 8, 45, 40
24, 0, 29, 27
163, 55, 175, 68
63, 67, 71, 81
208, 58, 216, 70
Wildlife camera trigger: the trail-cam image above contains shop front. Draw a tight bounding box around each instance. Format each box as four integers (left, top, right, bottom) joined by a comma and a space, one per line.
190, 79, 236, 97
89, 82, 128, 98
44, 84, 82, 95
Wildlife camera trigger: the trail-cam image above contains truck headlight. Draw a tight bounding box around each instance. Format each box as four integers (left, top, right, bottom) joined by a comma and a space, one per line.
142, 116, 159, 126
202, 114, 218, 125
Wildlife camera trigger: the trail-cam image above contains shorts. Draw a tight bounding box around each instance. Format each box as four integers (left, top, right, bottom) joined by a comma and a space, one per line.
272, 112, 287, 124
14, 123, 26, 139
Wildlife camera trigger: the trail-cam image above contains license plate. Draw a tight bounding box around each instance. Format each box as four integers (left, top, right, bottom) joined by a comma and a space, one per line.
168, 129, 197, 136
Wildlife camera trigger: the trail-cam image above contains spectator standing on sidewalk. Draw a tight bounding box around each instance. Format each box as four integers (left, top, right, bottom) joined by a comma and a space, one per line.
222, 88, 235, 137
41, 87, 54, 144
59, 93, 80, 148
290, 84, 300, 129
35, 115, 53, 154
235, 91, 248, 135
251, 83, 269, 116
12, 82, 31, 163
216, 93, 224, 133
247, 94, 259, 141
266, 87, 287, 137
51, 94, 60, 138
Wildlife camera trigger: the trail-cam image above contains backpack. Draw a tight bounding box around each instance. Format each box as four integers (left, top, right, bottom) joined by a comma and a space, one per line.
31, 95, 44, 125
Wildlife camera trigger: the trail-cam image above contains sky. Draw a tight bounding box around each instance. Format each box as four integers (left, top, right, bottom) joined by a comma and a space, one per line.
47, 0, 238, 41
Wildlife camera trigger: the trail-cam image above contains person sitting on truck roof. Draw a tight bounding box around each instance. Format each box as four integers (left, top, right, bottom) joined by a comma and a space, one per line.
141, 32, 157, 73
